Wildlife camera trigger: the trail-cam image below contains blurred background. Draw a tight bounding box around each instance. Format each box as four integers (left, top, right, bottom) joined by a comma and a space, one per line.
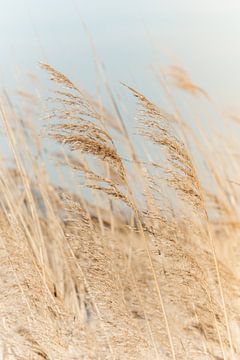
0, 0, 240, 111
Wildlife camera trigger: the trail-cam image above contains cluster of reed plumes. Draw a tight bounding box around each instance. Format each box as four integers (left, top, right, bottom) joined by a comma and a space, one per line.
0, 63, 240, 360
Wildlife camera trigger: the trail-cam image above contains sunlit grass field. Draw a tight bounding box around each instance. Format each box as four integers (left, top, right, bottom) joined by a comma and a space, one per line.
0, 63, 240, 359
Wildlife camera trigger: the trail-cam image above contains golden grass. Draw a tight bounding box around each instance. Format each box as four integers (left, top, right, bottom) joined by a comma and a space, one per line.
0, 64, 240, 359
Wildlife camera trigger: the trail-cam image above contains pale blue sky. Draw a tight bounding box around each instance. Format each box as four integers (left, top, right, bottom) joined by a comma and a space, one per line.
0, 0, 240, 109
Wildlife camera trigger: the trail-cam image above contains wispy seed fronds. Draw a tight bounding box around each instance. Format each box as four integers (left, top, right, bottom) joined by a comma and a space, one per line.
40, 63, 80, 92
167, 66, 208, 98
41, 64, 125, 180
122, 83, 174, 122
126, 84, 203, 210
41, 64, 131, 207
